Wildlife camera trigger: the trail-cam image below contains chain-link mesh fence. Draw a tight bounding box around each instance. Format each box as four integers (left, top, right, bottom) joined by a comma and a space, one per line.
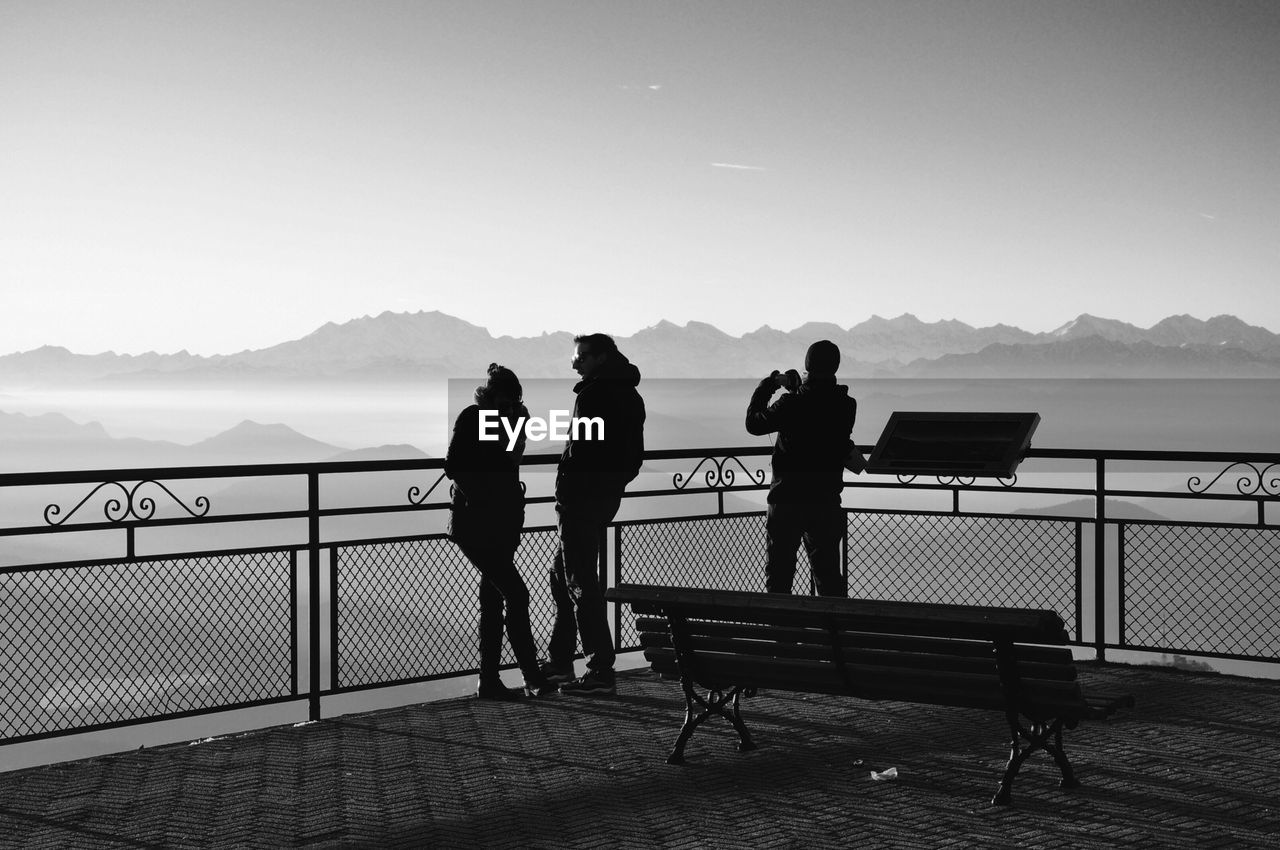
614, 511, 1080, 649
1122, 523, 1280, 659
0, 551, 294, 740
848, 512, 1080, 636
333, 529, 562, 688
615, 513, 809, 648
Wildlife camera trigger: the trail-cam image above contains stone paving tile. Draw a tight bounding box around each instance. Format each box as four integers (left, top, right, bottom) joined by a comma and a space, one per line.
0, 663, 1277, 848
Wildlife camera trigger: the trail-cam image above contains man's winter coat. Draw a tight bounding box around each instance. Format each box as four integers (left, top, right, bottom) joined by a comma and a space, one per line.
745, 374, 856, 505
555, 352, 646, 505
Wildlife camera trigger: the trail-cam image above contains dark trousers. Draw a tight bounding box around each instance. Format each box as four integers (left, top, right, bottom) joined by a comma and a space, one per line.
454, 536, 540, 685
765, 502, 847, 597
547, 496, 620, 673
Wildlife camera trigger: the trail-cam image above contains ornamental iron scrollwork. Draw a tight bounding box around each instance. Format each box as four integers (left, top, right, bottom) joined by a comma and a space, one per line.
1187, 462, 1280, 497
44, 480, 211, 526
894, 474, 1018, 488
937, 475, 977, 488
672, 456, 768, 491
407, 471, 451, 506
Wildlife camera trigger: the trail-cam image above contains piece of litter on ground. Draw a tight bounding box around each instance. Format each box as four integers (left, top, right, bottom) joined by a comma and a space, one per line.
851, 759, 864, 767
292, 721, 317, 728
870, 767, 899, 781
188, 737, 217, 746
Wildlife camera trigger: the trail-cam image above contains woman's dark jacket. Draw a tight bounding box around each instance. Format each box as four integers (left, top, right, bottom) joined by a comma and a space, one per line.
445, 403, 527, 548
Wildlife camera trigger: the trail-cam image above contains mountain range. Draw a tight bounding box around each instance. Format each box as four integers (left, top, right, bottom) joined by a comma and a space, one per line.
3, 311, 1280, 384
0, 412, 429, 472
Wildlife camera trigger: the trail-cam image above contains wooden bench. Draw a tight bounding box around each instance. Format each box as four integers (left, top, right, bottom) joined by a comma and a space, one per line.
607, 583, 1133, 805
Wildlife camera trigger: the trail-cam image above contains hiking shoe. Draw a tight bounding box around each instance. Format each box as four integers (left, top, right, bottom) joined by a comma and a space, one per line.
539, 660, 575, 685
523, 679, 559, 698
559, 670, 616, 696
476, 681, 523, 701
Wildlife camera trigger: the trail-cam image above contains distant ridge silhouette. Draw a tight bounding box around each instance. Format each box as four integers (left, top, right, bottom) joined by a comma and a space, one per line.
0, 413, 360, 472
2, 311, 1278, 383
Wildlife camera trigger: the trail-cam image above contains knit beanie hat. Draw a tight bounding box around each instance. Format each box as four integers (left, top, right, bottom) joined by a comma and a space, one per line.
804, 340, 840, 376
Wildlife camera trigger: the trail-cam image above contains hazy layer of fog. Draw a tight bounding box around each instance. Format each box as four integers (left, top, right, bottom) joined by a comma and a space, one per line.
2, 383, 451, 451
2, 378, 1278, 473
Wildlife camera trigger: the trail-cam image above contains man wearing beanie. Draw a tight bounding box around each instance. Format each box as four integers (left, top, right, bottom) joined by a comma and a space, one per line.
745, 340, 858, 596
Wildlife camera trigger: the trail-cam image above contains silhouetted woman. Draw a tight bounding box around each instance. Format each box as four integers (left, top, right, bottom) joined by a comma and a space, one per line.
445, 364, 553, 699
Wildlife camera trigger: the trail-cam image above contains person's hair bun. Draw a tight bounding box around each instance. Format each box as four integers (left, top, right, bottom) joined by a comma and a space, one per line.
480, 363, 523, 403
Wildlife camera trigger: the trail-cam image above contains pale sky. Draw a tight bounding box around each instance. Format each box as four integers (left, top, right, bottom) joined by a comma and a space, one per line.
3, 0, 1278, 355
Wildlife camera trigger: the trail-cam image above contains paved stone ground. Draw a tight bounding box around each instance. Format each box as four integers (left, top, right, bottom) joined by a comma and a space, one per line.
1, 663, 1277, 849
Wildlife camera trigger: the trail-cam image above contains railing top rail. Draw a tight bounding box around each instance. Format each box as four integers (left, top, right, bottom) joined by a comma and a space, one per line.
2, 444, 1278, 489
0, 447, 772, 487
0, 457, 438, 487
1022, 448, 1280, 463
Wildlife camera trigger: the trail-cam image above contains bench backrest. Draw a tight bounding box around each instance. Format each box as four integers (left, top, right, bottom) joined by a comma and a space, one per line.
609, 583, 1086, 722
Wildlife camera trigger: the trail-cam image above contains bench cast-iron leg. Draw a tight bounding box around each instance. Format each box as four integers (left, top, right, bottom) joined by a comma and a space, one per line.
1047, 723, 1079, 789
992, 717, 1074, 805
667, 680, 755, 765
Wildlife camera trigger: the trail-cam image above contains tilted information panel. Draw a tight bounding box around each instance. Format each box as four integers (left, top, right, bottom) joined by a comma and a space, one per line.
864, 411, 1040, 478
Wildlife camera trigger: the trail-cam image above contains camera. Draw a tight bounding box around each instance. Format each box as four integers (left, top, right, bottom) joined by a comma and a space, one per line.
773, 369, 801, 392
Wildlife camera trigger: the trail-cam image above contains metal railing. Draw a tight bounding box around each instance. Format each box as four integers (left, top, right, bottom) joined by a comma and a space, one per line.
2, 446, 1277, 747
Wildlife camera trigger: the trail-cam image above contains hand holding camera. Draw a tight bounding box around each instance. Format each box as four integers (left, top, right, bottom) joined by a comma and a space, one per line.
771, 369, 802, 392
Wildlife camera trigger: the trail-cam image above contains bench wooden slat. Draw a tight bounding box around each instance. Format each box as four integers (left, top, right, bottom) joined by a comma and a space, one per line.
645, 647, 1092, 720
636, 628, 1078, 682
634, 616, 1075, 666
